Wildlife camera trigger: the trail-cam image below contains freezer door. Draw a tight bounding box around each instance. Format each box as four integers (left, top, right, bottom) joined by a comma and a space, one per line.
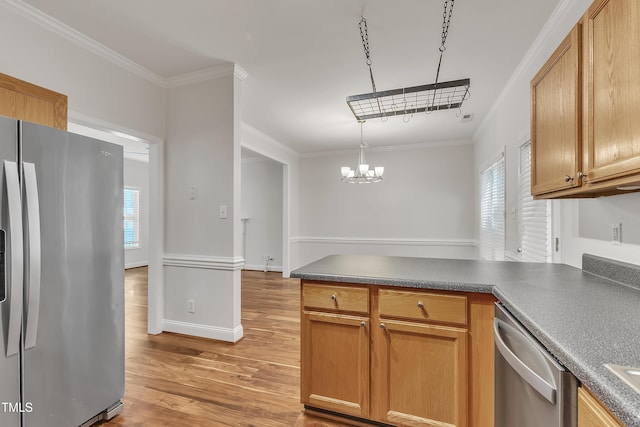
0, 117, 21, 427
21, 123, 124, 427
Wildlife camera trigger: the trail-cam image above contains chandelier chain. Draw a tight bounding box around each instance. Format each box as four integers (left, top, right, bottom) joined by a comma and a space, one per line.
359, 17, 377, 93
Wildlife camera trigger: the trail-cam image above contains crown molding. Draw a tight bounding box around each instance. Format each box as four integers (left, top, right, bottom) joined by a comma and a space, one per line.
0, 0, 167, 86
0, 0, 248, 88
241, 123, 301, 160
473, 0, 582, 141
299, 138, 473, 159
165, 64, 249, 88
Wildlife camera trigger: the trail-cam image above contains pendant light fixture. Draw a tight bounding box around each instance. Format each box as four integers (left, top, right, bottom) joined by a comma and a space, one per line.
340, 120, 384, 183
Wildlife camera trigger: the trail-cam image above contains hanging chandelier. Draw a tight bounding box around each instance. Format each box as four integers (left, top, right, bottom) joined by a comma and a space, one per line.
346, 0, 470, 121
340, 120, 384, 183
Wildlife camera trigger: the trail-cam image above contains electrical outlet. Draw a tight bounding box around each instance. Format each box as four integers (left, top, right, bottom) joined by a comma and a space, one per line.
187, 299, 195, 313
612, 223, 622, 245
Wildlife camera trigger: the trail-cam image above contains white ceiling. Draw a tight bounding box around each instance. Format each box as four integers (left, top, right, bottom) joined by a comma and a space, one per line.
22, 0, 560, 154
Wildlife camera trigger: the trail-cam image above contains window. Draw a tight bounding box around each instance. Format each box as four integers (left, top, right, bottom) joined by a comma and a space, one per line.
518, 142, 552, 262
480, 154, 505, 260
124, 187, 140, 249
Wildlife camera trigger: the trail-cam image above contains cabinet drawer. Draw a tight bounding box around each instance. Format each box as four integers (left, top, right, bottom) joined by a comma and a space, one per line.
378, 289, 467, 325
303, 283, 369, 314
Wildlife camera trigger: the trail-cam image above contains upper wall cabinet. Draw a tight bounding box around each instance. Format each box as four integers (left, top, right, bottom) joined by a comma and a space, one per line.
584, 0, 640, 186
531, 24, 582, 196
0, 73, 67, 130
531, 0, 640, 198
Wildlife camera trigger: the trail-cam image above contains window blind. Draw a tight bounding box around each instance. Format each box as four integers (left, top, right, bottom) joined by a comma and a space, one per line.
124, 187, 140, 249
518, 142, 552, 262
479, 155, 505, 260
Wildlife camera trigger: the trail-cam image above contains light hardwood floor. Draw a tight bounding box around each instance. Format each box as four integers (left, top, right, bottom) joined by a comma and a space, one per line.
100, 267, 351, 427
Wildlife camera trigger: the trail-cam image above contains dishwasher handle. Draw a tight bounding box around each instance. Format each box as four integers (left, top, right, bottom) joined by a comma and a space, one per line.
494, 318, 557, 404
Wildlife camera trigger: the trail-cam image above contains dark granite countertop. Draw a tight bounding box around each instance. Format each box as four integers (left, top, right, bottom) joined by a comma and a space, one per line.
291, 254, 640, 426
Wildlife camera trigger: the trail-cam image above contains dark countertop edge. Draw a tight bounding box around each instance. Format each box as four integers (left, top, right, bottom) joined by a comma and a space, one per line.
290, 272, 495, 294
292, 265, 640, 426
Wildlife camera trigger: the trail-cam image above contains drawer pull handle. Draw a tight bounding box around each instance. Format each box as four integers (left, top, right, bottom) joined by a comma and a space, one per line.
417, 301, 424, 309
330, 294, 337, 301
564, 175, 574, 182
360, 321, 366, 327
379, 323, 386, 329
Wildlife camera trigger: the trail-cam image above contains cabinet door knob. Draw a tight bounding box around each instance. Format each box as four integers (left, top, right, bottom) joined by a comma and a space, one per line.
360, 321, 366, 327
330, 294, 337, 301
577, 171, 586, 179
564, 175, 574, 182
417, 301, 424, 309
379, 323, 386, 329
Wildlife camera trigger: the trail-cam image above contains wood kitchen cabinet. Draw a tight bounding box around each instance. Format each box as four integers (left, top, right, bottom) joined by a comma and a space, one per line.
531, 0, 640, 198
531, 23, 582, 196
372, 289, 468, 426
582, 0, 640, 187
301, 281, 495, 427
577, 386, 623, 427
301, 283, 370, 418
0, 73, 67, 130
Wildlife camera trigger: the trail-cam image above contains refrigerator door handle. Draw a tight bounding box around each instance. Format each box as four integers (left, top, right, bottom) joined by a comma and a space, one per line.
4, 160, 24, 357
23, 162, 41, 350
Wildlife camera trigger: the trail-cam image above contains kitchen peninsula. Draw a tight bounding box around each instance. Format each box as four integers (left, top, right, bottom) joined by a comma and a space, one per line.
291, 254, 640, 427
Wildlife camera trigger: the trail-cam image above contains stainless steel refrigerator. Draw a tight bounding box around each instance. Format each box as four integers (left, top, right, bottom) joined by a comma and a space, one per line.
0, 116, 125, 427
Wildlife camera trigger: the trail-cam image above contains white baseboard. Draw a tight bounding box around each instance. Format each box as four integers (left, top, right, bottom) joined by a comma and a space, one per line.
162, 319, 243, 343
243, 263, 283, 272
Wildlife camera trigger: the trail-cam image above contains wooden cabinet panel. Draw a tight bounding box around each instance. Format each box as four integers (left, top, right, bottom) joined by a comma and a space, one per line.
373, 319, 468, 427
300, 281, 495, 427
0, 73, 67, 130
578, 387, 623, 427
302, 283, 369, 314
378, 289, 467, 326
301, 311, 369, 418
532, 0, 640, 198
585, 0, 640, 184
0, 87, 17, 119
531, 24, 582, 196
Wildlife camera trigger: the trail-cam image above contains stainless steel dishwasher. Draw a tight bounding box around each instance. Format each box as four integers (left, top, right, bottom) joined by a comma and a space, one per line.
494, 303, 577, 427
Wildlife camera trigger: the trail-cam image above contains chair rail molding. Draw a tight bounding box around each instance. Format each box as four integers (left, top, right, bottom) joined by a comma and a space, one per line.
163, 254, 245, 271
291, 236, 477, 247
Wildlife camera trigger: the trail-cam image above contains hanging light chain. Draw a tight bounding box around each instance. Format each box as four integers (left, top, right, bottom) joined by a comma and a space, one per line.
440, 0, 454, 52
435, 0, 455, 85
359, 17, 377, 93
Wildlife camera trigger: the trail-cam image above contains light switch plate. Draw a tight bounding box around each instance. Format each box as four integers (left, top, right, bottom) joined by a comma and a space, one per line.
219, 205, 228, 219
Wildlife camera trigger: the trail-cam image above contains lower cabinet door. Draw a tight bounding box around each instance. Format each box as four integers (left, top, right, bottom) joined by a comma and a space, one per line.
301, 311, 370, 418
373, 319, 468, 427
578, 387, 623, 427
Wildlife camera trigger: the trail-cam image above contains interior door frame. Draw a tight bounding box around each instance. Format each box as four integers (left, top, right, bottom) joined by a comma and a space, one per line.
67, 111, 165, 334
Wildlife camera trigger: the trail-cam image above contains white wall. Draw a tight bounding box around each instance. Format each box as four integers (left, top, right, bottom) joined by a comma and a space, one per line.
473, 0, 640, 268
241, 156, 284, 271
163, 72, 244, 342
124, 158, 149, 268
296, 142, 478, 267
241, 124, 300, 276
